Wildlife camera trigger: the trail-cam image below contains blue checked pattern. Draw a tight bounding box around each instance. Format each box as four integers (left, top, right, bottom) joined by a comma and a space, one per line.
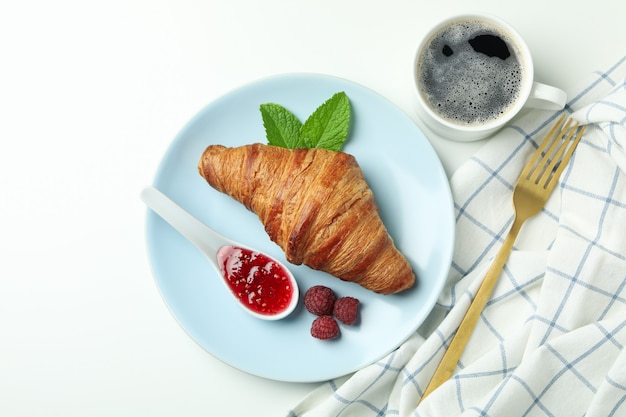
288, 54, 626, 417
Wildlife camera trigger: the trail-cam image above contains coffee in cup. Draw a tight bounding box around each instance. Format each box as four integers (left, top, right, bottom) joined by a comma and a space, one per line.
413, 14, 566, 141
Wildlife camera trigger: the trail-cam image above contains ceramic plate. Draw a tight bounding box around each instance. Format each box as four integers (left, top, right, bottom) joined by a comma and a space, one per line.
145, 73, 454, 382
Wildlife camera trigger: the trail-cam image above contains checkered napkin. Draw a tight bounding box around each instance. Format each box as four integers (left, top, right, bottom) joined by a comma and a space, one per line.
288, 54, 626, 417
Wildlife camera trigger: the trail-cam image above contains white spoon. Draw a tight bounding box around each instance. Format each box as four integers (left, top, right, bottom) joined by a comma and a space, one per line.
141, 186, 299, 321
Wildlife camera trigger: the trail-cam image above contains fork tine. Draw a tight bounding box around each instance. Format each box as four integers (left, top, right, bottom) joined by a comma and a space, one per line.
519, 115, 567, 180
532, 118, 576, 186
541, 123, 586, 190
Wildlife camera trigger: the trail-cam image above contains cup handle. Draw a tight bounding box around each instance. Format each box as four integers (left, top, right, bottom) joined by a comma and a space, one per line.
525, 82, 567, 110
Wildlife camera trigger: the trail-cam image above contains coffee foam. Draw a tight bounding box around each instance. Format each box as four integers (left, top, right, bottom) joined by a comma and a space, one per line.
417, 19, 525, 126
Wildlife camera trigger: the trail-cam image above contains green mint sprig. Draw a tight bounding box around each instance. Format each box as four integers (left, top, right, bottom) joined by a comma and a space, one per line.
260, 92, 351, 151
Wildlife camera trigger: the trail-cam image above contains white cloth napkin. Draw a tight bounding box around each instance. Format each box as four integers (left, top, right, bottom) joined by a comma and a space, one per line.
288, 54, 626, 417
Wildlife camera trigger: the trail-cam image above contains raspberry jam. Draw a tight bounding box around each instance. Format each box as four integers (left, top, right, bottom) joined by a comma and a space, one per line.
216, 246, 294, 316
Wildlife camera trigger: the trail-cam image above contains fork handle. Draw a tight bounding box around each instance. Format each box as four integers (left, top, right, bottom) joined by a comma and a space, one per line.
419, 216, 524, 402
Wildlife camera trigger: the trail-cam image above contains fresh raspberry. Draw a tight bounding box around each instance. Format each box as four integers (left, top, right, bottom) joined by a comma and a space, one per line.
303, 285, 336, 316
310, 316, 340, 340
333, 296, 360, 325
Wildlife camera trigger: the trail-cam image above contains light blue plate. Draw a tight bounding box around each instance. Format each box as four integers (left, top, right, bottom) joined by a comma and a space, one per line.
145, 73, 454, 382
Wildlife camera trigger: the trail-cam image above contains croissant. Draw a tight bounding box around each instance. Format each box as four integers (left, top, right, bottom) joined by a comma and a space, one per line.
197, 143, 416, 294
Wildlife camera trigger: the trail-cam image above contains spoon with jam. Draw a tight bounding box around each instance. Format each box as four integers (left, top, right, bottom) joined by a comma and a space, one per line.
141, 186, 299, 320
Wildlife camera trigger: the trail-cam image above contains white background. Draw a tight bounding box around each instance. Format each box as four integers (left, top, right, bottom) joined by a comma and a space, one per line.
1, 0, 624, 415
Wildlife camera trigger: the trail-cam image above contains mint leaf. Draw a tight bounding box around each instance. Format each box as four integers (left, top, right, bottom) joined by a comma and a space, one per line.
300, 92, 351, 151
260, 103, 303, 149
259, 92, 351, 151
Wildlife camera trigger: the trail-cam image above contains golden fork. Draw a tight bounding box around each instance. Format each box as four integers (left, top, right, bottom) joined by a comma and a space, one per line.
419, 115, 586, 403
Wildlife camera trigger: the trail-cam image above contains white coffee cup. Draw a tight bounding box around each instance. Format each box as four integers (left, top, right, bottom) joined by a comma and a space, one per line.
412, 13, 566, 142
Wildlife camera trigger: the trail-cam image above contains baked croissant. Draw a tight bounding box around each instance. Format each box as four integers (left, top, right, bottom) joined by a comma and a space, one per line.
198, 143, 416, 294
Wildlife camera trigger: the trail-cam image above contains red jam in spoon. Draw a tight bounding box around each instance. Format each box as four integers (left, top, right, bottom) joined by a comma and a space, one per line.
216, 246, 295, 316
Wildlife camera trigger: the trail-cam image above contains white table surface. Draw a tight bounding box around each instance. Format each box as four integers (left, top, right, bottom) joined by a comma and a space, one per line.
1, 0, 624, 415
